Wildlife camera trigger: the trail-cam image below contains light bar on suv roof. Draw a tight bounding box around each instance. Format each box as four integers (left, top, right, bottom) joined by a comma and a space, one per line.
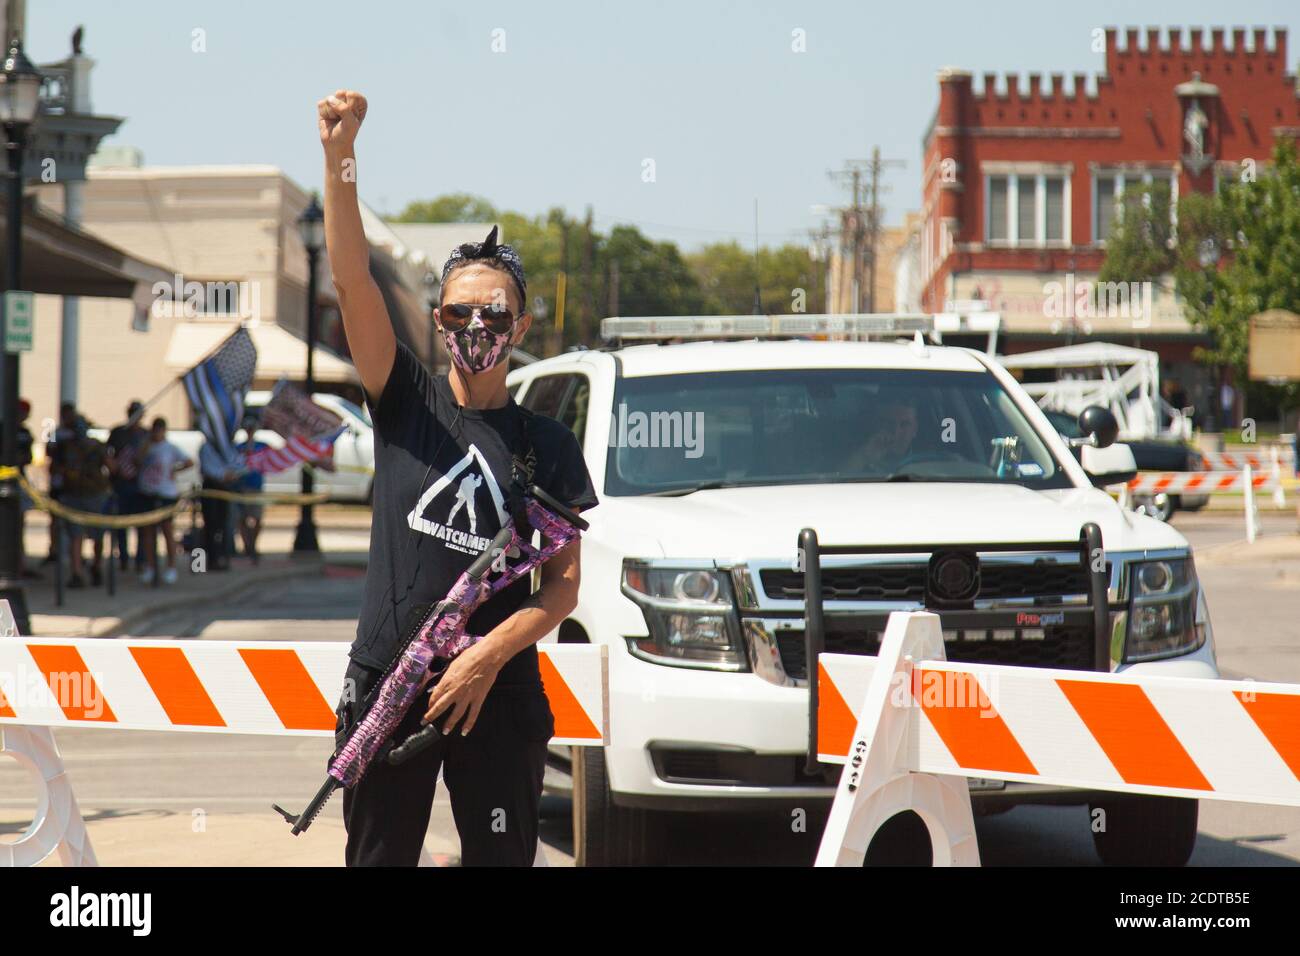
599, 312, 1001, 345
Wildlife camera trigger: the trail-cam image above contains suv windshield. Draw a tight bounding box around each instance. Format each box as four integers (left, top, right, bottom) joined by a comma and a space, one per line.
606, 367, 1071, 496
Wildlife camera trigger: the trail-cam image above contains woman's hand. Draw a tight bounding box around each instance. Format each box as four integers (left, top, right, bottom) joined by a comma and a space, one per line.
422, 640, 506, 737
317, 89, 367, 154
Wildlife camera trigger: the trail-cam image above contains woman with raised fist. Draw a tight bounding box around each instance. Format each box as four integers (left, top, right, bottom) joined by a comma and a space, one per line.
316, 90, 597, 867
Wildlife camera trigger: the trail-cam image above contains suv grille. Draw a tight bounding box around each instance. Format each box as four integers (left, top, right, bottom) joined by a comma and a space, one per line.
761, 561, 1094, 603
776, 623, 1095, 682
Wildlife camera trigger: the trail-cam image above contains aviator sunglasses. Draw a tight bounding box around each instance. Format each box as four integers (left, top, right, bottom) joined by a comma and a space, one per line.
439, 302, 517, 334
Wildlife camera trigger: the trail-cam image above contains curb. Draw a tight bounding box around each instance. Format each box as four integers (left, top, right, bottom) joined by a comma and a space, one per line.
32, 560, 327, 639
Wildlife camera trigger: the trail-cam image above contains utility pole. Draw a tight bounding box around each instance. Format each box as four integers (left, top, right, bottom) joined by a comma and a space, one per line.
583, 205, 595, 338
866, 146, 905, 312
808, 222, 835, 315
607, 258, 619, 317
829, 149, 903, 314
555, 221, 570, 355
828, 161, 867, 314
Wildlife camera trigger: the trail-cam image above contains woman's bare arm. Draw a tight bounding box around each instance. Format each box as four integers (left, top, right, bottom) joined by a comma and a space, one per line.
317, 90, 396, 405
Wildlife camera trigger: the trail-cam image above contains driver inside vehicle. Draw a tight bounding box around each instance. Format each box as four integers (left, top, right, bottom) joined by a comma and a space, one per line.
840, 398, 919, 475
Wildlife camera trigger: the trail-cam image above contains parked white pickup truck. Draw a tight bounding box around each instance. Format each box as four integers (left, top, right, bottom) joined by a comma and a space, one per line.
241, 391, 375, 503
509, 315, 1218, 867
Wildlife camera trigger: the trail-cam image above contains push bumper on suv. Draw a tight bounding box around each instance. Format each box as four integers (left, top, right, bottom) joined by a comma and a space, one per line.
605, 526, 1216, 809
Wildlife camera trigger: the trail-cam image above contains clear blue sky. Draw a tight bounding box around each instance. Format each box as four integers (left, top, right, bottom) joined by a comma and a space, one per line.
30, 0, 1300, 250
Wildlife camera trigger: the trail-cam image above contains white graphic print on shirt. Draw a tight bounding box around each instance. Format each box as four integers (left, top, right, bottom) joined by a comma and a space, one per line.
406, 444, 509, 555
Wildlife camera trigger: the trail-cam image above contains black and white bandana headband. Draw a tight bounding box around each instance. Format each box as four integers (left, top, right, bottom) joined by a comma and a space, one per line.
440, 225, 527, 307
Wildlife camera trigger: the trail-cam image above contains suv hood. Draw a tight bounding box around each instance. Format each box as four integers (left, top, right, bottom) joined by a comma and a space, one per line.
597, 482, 1188, 560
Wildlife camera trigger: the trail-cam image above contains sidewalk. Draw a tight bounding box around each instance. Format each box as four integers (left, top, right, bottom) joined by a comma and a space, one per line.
1194, 529, 1300, 566
19, 511, 369, 639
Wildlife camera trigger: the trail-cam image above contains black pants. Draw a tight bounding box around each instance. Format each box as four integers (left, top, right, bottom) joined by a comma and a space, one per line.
335, 659, 554, 867
200, 480, 231, 566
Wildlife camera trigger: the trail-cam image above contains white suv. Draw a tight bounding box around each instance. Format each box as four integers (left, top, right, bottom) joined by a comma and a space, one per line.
508, 325, 1218, 866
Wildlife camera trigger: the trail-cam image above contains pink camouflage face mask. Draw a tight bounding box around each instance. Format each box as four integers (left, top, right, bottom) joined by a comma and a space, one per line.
440, 310, 515, 374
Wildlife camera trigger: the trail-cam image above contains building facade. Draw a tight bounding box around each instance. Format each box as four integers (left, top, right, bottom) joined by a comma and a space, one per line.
918, 26, 1300, 421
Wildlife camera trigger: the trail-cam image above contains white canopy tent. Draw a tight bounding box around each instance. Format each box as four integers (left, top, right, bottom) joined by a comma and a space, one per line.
999, 342, 1190, 440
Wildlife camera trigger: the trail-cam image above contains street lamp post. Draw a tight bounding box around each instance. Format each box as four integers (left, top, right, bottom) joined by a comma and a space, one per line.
0, 39, 42, 634
292, 194, 324, 555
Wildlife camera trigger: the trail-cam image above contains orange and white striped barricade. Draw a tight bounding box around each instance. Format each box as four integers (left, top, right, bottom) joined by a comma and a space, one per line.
1128, 466, 1274, 539
1125, 468, 1276, 496
815, 610, 1300, 867
0, 601, 608, 867
1202, 445, 1296, 474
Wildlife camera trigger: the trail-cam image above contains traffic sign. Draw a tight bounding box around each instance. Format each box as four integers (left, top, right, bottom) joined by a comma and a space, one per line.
4, 290, 33, 352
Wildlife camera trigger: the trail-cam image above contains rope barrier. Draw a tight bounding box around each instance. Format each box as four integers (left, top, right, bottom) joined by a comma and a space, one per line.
0, 467, 332, 530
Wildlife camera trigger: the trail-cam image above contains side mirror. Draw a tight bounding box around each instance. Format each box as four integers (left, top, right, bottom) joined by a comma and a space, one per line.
1077, 405, 1119, 449
1081, 442, 1137, 489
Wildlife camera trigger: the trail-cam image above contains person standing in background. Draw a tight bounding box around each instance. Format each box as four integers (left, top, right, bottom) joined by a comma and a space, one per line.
199, 439, 239, 572
1219, 379, 1236, 432
15, 399, 36, 579
107, 400, 149, 573
43, 403, 79, 568
137, 418, 191, 585
58, 418, 112, 588
233, 414, 269, 564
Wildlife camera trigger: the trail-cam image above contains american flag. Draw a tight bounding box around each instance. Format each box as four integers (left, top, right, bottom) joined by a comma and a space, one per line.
245, 426, 346, 475
182, 328, 257, 464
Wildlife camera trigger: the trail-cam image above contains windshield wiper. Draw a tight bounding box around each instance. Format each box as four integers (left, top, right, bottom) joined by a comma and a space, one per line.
642, 479, 734, 497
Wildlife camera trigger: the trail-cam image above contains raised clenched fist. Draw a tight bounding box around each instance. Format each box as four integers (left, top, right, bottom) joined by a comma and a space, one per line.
318, 89, 368, 152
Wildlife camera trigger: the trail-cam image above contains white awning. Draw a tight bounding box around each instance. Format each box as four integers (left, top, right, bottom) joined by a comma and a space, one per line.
163, 320, 358, 384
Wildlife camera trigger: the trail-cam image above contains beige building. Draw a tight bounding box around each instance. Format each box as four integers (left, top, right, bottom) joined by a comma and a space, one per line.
827, 215, 919, 314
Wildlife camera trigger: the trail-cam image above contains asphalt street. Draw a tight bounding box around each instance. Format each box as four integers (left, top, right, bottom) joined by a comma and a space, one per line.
2, 509, 1298, 866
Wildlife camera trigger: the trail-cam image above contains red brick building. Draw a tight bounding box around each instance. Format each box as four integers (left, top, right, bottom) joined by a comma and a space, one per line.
918, 26, 1299, 419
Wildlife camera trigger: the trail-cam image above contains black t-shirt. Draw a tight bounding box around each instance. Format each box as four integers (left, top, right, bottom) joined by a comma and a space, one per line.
351, 342, 598, 687
107, 424, 147, 482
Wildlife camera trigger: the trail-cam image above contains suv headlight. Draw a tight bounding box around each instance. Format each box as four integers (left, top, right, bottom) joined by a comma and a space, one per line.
1124, 557, 1204, 661
620, 561, 747, 670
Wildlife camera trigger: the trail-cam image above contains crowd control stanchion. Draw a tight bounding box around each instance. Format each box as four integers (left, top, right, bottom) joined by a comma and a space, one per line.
1244, 464, 1258, 544
106, 519, 116, 597
52, 514, 63, 609
1271, 446, 1286, 509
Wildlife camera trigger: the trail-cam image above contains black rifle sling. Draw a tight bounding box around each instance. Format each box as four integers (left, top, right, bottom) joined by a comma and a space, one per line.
507, 403, 539, 527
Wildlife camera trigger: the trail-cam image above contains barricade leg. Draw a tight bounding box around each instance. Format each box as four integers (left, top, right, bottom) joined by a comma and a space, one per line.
1244, 464, 1258, 544
0, 725, 98, 867
1272, 447, 1286, 509
815, 611, 979, 867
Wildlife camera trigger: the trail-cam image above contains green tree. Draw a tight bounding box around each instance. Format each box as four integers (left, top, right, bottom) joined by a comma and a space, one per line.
598, 225, 707, 319
1173, 139, 1300, 412
1100, 140, 1300, 418
1097, 180, 1176, 284
687, 242, 827, 314
392, 193, 498, 223
389, 194, 828, 355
